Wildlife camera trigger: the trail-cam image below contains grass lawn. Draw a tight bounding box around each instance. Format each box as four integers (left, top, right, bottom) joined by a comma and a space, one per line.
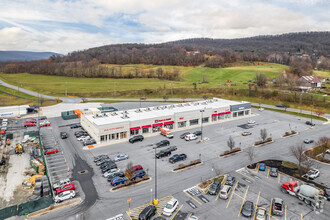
0, 63, 289, 97
281, 161, 298, 169
314, 70, 330, 78
0, 85, 58, 107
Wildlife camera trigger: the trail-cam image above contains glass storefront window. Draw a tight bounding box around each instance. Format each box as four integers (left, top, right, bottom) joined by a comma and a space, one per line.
130, 129, 139, 136
218, 115, 224, 120
120, 132, 127, 139
245, 110, 250, 115
152, 126, 162, 133
233, 112, 237, 118
238, 111, 244, 116
142, 128, 150, 133
190, 119, 199, 126
212, 116, 217, 121
164, 124, 174, 129
178, 121, 186, 128
202, 117, 209, 123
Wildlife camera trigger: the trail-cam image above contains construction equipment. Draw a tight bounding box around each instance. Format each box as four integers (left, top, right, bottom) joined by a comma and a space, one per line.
15, 144, 24, 154
6, 138, 10, 146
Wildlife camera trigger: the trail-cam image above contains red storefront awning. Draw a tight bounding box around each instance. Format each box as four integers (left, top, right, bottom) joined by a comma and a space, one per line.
153, 123, 163, 127
164, 121, 174, 125
212, 114, 218, 117
218, 112, 226, 115
226, 111, 231, 114
142, 125, 151, 129
130, 127, 141, 131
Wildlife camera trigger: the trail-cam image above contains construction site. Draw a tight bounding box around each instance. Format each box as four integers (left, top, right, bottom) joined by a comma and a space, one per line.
0, 118, 52, 217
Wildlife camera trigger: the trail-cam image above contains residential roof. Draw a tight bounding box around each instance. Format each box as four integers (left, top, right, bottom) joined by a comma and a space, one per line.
84, 98, 250, 126
300, 76, 321, 83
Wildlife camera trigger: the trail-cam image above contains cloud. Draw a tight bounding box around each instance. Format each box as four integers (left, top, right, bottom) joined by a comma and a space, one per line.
0, 0, 329, 53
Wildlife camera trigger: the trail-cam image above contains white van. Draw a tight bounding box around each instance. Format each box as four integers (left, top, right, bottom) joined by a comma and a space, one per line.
185, 134, 197, 141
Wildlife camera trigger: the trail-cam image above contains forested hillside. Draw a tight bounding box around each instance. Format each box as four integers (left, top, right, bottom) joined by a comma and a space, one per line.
1, 32, 329, 78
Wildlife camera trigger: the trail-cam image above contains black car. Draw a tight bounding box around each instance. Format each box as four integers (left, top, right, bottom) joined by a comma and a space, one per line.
96, 158, 113, 166
60, 132, 68, 139
166, 146, 177, 152
324, 189, 330, 201
94, 155, 109, 162
275, 104, 288, 108
154, 140, 170, 149
193, 130, 202, 136
305, 121, 316, 126
180, 132, 190, 139
241, 201, 254, 217
208, 180, 221, 195
129, 135, 144, 143
102, 164, 118, 173
156, 149, 172, 159
269, 168, 278, 177
169, 154, 187, 163
107, 172, 125, 182
139, 205, 156, 220
83, 139, 96, 146
0, 158, 6, 166
153, 217, 166, 220
75, 131, 87, 137
70, 124, 81, 129
100, 160, 115, 169
225, 176, 236, 186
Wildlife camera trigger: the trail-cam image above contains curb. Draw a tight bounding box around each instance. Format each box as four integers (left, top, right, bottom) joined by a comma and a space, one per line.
110, 178, 152, 192
219, 150, 243, 158
172, 162, 203, 173
25, 198, 82, 218
254, 140, 274, 147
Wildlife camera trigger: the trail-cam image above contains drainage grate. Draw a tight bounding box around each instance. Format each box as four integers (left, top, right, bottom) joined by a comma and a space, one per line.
78, 170, 88, 174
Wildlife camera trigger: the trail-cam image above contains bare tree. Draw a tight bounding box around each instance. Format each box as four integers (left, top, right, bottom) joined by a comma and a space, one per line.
246, 146, 256, 164
227, 136, 235, 152
314, 109, 325, 117
254, 72, 267, 87
316, 136, 330, 159
290, 144, 307, 173
302, 157, 315, 172
163, 96, 168, 102
125, 161, 134, 179
202, 95, 208, 100
260, 128, 267, 142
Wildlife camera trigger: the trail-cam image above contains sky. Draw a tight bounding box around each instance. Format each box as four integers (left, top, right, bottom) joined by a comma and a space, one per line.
0, 0, 329, 54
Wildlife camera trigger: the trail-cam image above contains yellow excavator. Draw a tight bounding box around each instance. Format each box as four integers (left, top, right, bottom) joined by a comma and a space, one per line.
15, 144, 24, 154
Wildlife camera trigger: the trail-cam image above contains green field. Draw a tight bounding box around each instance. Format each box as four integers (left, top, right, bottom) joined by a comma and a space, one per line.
0, 63, 292, 97
0, 85, 58, 107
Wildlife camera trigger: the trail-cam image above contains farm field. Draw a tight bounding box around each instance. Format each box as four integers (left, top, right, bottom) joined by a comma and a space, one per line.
0, 85, 58, 107
0, 63, 292, 97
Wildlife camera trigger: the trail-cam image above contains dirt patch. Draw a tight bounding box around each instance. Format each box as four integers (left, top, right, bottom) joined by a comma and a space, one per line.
219, 148, 242, 157
0, 153, 32, 209
173, 160, 202, 172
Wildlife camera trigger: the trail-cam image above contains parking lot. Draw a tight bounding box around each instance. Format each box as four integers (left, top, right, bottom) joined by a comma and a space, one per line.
25, 104, 330, 220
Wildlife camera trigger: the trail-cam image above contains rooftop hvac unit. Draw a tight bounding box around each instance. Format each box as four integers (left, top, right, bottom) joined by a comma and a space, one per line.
184, 103, 190, 106
111, 112, 118, 116
121, 114, 129, 119
135, 108, 142, 113
201, 102, 207, 105
145, 107, 152, 111
194, 102, 200, 106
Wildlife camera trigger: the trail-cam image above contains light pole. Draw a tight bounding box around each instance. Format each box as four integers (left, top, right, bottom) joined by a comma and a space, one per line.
150, 189, 153, 205
154, 147, 158, 204
200, 109, 205, 142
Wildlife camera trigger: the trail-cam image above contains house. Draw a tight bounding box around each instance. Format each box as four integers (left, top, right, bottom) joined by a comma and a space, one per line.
298, 76, 321, 88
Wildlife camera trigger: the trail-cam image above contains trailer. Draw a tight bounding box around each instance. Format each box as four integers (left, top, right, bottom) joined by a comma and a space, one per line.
281, 181, 325, 209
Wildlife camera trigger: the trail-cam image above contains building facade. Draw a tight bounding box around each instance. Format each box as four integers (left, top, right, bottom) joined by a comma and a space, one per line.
80, 98, 252, 145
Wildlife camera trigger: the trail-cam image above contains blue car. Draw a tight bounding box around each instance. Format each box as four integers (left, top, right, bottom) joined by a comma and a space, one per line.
111, 177, 128, 186
259, 163, 266, 171
132, 170, 146, 180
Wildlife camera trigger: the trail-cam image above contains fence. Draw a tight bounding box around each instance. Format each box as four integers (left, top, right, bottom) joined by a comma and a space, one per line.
0, 194, 53, 219
24, 130, 40, 137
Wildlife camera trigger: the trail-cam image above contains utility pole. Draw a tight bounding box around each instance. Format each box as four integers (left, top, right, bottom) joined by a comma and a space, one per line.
18, 83, 20, 118
299, 92, 302, 114
200, 109, 205, 142
65, 82, 67, 96
154, 147, 158, 204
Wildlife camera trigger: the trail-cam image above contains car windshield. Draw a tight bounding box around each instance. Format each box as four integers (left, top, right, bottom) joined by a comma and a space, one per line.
257, 213, 265, 218
220, 191, 226, 195
244, 203, 252, 211
165, 204, 173, 209
274, 203, 282, 210
227, 177, 232, 181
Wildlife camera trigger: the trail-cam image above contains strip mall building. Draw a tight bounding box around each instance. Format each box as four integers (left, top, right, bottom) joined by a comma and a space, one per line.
81, 98, 252, 145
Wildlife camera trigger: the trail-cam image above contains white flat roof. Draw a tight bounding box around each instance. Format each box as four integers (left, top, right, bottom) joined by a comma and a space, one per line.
85, 98, 250, 126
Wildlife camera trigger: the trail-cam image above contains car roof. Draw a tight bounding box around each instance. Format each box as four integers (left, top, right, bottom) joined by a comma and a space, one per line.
221, 185, 231, 190
167, 198, 178, 205
274, 198, 283, 203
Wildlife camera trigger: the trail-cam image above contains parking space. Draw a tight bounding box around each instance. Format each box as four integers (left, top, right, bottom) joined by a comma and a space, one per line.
126, 195, 174, 219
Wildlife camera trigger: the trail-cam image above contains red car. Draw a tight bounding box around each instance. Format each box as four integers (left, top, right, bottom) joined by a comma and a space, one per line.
24, 122, 36, 127
40, 121, 50, 127
0, 129, 5, 134
26, 118, 36, 122
44, 148, 58, 155
56, 183, 75, 194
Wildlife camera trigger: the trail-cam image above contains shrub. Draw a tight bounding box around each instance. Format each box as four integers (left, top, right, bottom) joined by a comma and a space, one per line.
291, 131, 296, 134
178, 164, 185, 169
190, 159, 201, 165
285, 132, 290, 136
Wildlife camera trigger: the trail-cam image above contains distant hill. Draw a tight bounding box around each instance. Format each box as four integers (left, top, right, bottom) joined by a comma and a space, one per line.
0, 51, 62, 61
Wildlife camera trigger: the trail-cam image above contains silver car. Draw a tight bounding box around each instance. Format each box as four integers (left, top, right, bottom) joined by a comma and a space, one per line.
103, 168, 120, 178
114, 154, 129, 162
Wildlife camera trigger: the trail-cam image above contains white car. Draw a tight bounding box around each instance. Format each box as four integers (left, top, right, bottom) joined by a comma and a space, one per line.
163, 198, 179, 216
258, 108, 264, 111
305, 169, 320, 180
185, 134, 197, 141
247, 120, 256, 124
326, 149, 330, 154
55, 190, 75, 203
103, 168, 121, 178
188, 216, 198, 220
53, 178, 71, 190
114, 154, 129, 162
77, 136, 91, 141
